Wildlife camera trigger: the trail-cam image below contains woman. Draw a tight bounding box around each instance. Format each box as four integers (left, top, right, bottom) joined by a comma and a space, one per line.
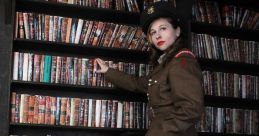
96, 1, 203, 136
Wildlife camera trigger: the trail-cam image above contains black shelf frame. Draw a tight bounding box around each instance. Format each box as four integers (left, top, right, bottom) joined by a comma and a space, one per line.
198, 58, 259, 76
0, 2, 13, 136
204, 95, 259, 110
13, 39, 150, 63
9, 124, 259, 136
11, 80, 147, 102
191, 22, 259, 42
10, 123, 147, 136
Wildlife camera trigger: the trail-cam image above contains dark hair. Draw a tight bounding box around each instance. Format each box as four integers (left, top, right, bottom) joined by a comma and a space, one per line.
147, 17, 188, 66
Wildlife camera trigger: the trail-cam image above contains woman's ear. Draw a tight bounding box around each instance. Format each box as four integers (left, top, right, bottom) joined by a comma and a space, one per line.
176, 27, 181, 37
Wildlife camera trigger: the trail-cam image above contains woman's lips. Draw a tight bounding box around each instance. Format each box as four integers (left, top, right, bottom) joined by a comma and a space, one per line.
157, 41, 165, 46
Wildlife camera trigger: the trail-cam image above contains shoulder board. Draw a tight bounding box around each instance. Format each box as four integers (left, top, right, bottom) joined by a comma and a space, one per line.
175, 50, 196, 58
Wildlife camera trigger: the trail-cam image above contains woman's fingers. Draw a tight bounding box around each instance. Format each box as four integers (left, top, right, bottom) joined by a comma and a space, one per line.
95, 58, 108, 73
96, 58, 105, 67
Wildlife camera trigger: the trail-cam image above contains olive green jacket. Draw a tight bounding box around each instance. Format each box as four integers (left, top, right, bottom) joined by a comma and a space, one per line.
104, 49, 204, 136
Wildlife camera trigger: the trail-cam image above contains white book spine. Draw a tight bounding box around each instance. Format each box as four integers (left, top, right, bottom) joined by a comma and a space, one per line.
49, 16, 54, 42
87, 99, 93, 127
95, 100, 101, 127
19, 94, 25, 123
13, 52, 19, 80
70, 98, 75, 126
116, 101, 123, 128
74, 19, 84, 44
22, 53, 29, 81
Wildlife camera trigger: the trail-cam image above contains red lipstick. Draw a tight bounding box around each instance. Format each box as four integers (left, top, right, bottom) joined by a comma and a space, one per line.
157, 41, 165, 46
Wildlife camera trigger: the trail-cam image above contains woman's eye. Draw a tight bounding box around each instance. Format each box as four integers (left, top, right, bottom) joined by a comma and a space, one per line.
160, 27, 167, 31
150, 31, 156, 36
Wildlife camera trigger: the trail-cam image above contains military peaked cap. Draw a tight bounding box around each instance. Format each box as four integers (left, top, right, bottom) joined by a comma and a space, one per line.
140, 0, 194, 35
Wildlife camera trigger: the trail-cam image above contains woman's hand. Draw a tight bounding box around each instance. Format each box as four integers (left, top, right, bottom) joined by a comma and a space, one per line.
95, 58, 109, 73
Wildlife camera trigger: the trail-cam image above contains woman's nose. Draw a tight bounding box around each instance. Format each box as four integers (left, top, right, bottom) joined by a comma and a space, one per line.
155, 32, 161, 39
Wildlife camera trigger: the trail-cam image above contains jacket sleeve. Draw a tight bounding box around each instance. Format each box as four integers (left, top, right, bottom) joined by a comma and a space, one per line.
104, 68, 148, 93
163, 56, 204, 133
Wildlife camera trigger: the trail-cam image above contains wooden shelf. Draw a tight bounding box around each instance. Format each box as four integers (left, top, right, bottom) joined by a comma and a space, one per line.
191, 22, 259, 42
204, 95, 259, 110
13, 39, 150, 63
10, 123, 147, 136
11, 80, 147, 102
10, 124, 259, 136
198, 58, 259, 76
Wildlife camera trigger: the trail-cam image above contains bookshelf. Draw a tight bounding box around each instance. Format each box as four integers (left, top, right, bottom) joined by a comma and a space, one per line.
13, 38, 149, 63
0, 0, 258, 136
7, 0, 150, 136
192, 0, 259, 135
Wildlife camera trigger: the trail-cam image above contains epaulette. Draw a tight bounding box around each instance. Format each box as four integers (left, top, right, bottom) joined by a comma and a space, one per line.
175, 50, 196, 58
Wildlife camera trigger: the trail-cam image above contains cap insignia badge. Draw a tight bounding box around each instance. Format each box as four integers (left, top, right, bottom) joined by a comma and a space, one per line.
147, 6, 155, 14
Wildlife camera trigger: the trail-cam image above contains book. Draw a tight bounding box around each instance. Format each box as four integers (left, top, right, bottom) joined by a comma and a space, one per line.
13, 52, 19, 80
74, 19, 84, 44
92, 22, 105, 46
50, 97, 57, 125
27, 95, 35, 123
22, 53, 29, 81
44, 96, 51, 124
43, 55, 52, 82
60, 97, 67, 125
83, 21, 94, 45
65, 18, 73, 43
10, 92, 16, 123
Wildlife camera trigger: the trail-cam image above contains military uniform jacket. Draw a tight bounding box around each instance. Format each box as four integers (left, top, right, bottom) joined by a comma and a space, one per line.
104, 49, 204, 136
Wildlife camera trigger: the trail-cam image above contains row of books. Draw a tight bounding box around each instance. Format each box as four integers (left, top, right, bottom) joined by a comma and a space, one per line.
192, 0, 259, 30
57, 0, 112, 9
44, 0, 178, 12
192, 0, 221, 24
10, 92, 149, 129
191, 33, 259, 64
196, 106, 259, 135
15, 12, 149, 51
11, 92, 259, 134
46, 0, 140, 12
46, 0, 177, 12
143, 0, 176, 9
12, 52, 153, 86
13, 52, 259, 99
202, 71, 259, 100
114, 0, 140, 12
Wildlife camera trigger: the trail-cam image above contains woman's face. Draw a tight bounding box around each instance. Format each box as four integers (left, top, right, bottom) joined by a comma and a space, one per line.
148, 18, 180, 51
